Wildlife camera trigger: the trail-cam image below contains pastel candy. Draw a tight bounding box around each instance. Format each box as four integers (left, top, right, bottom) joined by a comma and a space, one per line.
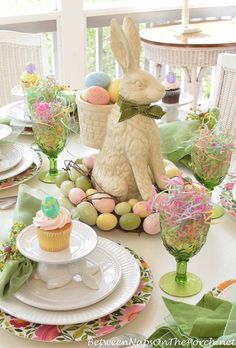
85, 72, 111, 89
41, 196, 60, 218
83, 86, 110, 105
108, 79, 120, 103
143, 213, 160, 235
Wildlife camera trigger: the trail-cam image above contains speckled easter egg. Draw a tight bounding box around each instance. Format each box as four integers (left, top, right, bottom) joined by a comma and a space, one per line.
115, 202, 131, 215
96, 213, 118, 231
83, 86, 110, 105
86, 188, 98, 201
119, 213, 141, 231
92, 193, 115, 213
143, 213, 160, 235
128, 198, 138, 208
75, 176, 92, 192
85, 72, 111, 89
41, 196, 60, 218
60, 180, 75, 197
74, 202, 98, 226
133, 201, 150, 218
68, 187, 86, 205
82, 156, 96, 169
108, 79, 120, 103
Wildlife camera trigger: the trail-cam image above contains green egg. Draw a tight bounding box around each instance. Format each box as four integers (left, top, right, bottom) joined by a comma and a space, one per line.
115, 202, 131, 215
55, 171, 69, 188
60, 180, 75, 197
119, 213, 141, 231
41, 196, 60, 218
68, 168, 82, 182
75, 176, 92, 192
76, 202, 98, 226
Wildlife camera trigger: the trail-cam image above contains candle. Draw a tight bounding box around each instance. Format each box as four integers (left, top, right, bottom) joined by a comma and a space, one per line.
182, 0, 189, 29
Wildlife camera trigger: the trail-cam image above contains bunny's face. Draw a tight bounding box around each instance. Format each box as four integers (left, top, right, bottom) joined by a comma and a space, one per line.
120, 69, 165, 104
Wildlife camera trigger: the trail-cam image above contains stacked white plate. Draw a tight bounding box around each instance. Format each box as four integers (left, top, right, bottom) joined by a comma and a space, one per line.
0, 221, 141, 325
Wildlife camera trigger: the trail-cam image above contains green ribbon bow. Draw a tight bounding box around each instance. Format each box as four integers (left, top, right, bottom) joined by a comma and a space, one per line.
117, 95, 166, 122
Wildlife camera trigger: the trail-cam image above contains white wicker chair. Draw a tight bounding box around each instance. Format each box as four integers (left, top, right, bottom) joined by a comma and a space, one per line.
0, 30, 49, 106
212, 53, 236, 137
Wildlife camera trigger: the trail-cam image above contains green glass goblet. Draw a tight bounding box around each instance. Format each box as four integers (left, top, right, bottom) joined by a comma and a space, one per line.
159, 215, 211, 297
191, 141, 232, 218
32, 108, 69, 183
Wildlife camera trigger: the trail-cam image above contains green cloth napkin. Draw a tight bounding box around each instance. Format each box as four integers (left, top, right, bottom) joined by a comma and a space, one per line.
0, 184, 46, 299
148, 294, 236, 348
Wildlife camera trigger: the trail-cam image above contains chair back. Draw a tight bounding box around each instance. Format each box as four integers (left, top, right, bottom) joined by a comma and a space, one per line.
212, 53, 236, 137
0, 30, 49, 106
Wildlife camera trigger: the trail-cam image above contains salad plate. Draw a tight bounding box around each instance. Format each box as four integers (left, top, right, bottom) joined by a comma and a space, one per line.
0, 237, 140, 325
16, 221, 98, 264
0, 143, 22, 173
0, 124, 12, 141
15, 245, 122, 311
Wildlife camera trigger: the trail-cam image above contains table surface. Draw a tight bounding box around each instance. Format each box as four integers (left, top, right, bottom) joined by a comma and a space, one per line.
0, 135, 236, 348
140, 20, 236, 48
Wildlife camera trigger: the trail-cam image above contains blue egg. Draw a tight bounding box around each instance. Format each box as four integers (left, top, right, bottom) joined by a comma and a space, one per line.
85, 72, 111, 89
41, 196, 60, 219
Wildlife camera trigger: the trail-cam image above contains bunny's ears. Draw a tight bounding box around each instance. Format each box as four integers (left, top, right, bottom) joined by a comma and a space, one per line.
110, 16, 141, 72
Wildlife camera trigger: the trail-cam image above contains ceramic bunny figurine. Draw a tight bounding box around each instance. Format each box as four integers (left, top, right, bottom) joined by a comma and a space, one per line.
92, 17, 168, 201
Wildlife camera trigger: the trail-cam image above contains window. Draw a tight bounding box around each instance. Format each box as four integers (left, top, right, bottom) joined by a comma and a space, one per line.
0, 0, 57, 16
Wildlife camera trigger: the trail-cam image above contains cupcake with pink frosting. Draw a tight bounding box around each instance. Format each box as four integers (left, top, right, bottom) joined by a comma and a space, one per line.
33, 196, 72, 252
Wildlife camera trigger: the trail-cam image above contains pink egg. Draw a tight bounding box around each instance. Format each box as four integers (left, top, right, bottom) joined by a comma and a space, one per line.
69, 188, 86, 205
143, 213, 160, 235
92, 193, 115, 213
82, 156, 96, 169
83, 86, 110, 105
133, 201, 150, 218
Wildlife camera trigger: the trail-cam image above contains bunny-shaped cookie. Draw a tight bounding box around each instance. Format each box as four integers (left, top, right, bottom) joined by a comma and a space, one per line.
92, 17, 168, 201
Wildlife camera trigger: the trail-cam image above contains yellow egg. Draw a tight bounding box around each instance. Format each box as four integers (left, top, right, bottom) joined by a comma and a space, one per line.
108, 79, 120, 103
165, 164, 181, 178
128, 198, 138, 208
86, 188, 98, 201
163, 159, 174, 167
133, 201, 150, 218
96, 213, 118, 231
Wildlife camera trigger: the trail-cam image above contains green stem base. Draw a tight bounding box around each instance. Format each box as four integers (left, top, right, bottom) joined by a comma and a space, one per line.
39, 170, 63, 184
159, 271, 202, 297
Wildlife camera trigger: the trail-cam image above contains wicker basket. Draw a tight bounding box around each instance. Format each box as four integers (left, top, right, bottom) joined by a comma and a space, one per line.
77, 95, 113, 150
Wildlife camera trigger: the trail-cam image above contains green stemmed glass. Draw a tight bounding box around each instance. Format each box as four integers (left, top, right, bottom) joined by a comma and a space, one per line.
159, 214, 211, 297
191, 138, 233, 219
32, 102, 69, 183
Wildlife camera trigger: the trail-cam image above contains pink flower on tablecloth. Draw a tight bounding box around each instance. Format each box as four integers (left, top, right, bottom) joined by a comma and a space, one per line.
9, 318, 30, 328
95, 325, 115, 337
34, 325, 59, 341
224, 182, 234, 191
119, 304, 145, 324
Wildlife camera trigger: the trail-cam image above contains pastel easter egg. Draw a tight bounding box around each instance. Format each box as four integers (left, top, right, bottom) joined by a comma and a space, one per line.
60, 180, 75, 197
128, 198, 138, 208
108, 79, 120, 103
86, 188, 98, 201
83, 86, 110, 105
96, 213, 118, 231
82, 156, 96, 169
55, 171, 69, 188
165, 164, 181, 178
41, 196, 60, 218
119, 213, 141, 231
133, 201, 150, 218
75, 202, 98, 226
163, 159, 174, 167
92, 193, 115, 213
115, 202, 131, 215
85, 71, 111, 89
143, 213, 160, 235
75, 176, 92, 192
68, 168, 82, 182
68, 188, 86, 205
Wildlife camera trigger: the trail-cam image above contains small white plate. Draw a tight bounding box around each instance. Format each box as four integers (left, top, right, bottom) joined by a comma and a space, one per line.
0, 124, 12, 141
218, 282, 236, 302
0, 144, 34, 181
15, 245, 122, 311
0, 143, 22, 173
16, 221, 98, 264
1, 100, 31, 124
232, 183, 236, 202
0, 237, 140, 325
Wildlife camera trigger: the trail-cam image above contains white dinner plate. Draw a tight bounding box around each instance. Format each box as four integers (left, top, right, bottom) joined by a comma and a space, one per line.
15, 245, 122, 311
0, 124, 12, 141
1, 100, 31, 124
0, 144, 34, 180
0, 237, 140, 325
0, 142, 22, 173
218, 282, 236, 302
232, 183, 236, 202
16, 221, 98, 264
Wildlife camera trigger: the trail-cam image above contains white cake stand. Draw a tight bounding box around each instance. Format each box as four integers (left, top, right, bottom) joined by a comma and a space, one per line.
159, 93, 193, 123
